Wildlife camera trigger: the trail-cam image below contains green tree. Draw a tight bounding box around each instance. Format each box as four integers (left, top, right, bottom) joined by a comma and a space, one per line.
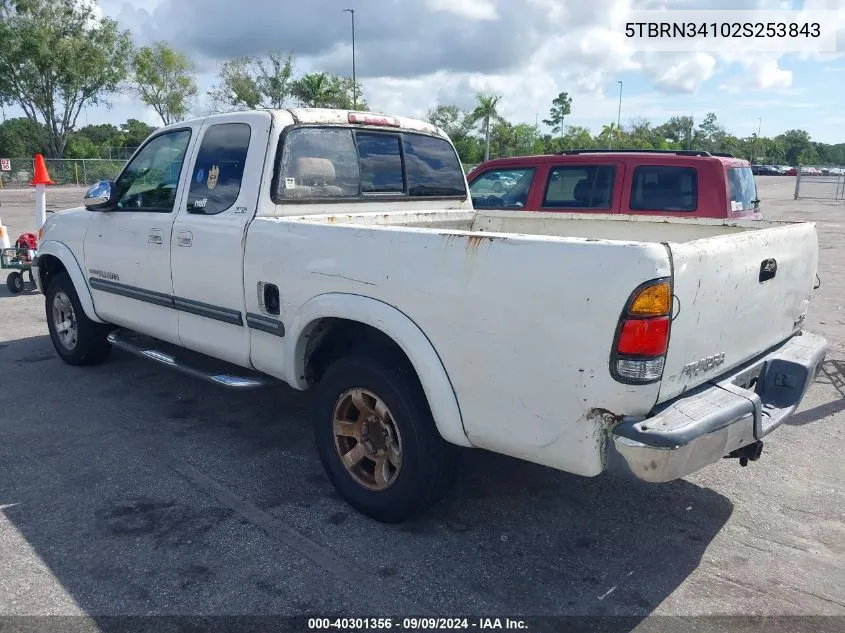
776, 129, 813, 165
209, 51, 295, 111
289, 72, 367, 110
64, 133, 99, 158
468, 93, 503, 162
427, 104, 465, 137
426, 104, 481, 163
290, 72, 335, 108
120, 119, 157, 147
0, 116, 49, 156
698, 112, 724, 151
0, 0, 133, 157
130, 41, 198, 125
75, 123, 121, 147
510, 123, 539, 157
490, 120, 514, 159
542, 91, 572, 137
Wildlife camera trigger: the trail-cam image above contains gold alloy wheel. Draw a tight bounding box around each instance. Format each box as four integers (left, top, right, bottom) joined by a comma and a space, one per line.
332, 388, 403, 491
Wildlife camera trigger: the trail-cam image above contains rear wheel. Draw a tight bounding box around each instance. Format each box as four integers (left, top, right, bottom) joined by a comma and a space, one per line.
6, 271, 23, 294
45, 272, 112, 366
313, 350, 458, 523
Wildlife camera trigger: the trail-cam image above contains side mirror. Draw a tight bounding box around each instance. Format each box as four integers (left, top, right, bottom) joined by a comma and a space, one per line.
84, 180, 115, 210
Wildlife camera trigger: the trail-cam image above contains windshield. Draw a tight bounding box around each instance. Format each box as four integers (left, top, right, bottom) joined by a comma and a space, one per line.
727, 167, 759, 215
469, 168, 535, 209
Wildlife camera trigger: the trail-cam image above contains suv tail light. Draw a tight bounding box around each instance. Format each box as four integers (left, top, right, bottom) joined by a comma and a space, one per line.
611, 278, 672, 384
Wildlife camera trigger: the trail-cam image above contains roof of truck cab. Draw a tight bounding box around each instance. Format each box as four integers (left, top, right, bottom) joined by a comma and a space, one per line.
168, 107, 448, 140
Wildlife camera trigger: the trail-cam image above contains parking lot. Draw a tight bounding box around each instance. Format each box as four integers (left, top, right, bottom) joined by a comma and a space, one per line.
0, 180, 843, 629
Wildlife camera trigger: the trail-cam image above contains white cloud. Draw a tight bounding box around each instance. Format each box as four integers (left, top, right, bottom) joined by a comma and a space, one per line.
426, 0, 499, 21
648, 53, 717, 93
754, 61, 793, 90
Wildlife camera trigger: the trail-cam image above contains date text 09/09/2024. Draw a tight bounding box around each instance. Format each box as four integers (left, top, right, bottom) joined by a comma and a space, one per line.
625, 21, 821, 38
308, 618, 528, 630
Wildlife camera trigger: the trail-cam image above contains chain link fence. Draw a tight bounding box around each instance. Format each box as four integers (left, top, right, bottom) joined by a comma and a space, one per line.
0, 158, 127, 188
794, 165, 845, 201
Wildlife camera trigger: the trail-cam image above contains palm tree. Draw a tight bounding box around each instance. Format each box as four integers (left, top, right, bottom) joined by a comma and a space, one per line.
291, 73, 335, 108
469, 93, 503, 162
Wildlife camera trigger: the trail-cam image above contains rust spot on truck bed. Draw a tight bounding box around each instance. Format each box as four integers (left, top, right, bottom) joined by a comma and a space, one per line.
465, 234, 502, 251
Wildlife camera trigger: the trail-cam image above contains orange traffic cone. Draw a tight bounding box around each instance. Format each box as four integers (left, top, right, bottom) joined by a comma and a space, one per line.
31, 154, 55, 186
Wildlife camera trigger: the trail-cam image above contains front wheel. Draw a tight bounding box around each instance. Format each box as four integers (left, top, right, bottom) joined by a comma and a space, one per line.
45, 272, 113, 366
313, 350, 458, 523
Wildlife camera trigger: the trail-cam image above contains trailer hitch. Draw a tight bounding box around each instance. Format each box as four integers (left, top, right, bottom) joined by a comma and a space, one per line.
725, 441, 764, 467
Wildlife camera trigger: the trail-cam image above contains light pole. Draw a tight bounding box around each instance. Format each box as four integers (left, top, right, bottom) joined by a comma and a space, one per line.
343, 8, 357, 110
752, 117, 761, 163
611, 80, 622, 149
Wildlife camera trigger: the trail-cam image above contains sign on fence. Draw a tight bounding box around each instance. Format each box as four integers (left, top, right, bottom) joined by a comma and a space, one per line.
0, 159, 10, 171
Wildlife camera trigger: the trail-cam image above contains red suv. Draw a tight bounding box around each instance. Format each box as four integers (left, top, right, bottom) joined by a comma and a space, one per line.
466, 149, 761, 220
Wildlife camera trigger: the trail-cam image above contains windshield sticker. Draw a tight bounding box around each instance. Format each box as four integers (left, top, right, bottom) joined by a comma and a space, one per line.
196, 168, 205, 183
207, 165, 219, 190
285, 177, 296, 189
194, 198, 208, 209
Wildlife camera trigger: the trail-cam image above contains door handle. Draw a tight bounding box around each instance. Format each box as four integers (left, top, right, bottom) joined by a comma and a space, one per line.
148, 228, 163, 245
176, 230, 193, 247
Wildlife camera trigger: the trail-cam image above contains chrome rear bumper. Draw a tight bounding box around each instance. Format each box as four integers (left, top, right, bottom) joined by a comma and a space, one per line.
607, 330, 828, 483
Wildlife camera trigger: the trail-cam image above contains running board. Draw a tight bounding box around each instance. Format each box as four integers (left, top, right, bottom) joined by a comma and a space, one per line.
107, 329, 276, 390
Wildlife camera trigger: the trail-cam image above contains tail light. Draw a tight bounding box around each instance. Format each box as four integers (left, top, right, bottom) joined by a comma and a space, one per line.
611, 278, 672, 384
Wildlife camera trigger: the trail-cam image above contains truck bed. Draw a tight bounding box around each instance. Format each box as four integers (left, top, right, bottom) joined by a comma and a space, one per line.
285, 208, 777, 243
248, 207, 818, 475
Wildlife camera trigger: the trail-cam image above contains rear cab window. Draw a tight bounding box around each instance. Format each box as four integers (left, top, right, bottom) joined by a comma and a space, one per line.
469, 168, 535, 209
275, 126, 466, 201
542, 165, 615, 209
727, 166, 760, 216
629, 165, 698, 212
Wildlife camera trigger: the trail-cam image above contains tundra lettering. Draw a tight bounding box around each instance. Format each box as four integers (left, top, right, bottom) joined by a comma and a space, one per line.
680, 353, 726, 379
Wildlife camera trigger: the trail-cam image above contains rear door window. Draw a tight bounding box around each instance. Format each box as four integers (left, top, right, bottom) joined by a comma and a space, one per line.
543, 165, 615, 209
187, 123, 251, 215
469, 168, 535, 209
727, 166, 759, 215
629, 166, 698, 212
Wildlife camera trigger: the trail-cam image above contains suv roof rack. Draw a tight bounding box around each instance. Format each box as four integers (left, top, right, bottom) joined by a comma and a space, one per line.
555, 149, 736, 158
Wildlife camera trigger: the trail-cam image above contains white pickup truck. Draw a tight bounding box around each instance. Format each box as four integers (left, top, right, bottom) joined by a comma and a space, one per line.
34, 108, 827, 522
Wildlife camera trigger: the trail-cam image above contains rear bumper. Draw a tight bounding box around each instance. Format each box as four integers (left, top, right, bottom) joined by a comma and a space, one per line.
606, 330, 827, 483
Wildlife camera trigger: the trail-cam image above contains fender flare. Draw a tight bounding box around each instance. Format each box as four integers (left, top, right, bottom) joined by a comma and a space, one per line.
288, 293, 472, 448
34, 240, 106, 323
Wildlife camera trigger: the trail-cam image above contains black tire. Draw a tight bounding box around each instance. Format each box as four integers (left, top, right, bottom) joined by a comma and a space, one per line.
6, 271, 23, 294
313, 350, 458, 523
45, 271, 112, 366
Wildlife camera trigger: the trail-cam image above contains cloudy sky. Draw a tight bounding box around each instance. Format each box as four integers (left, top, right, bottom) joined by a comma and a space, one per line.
8, 0, 845, 142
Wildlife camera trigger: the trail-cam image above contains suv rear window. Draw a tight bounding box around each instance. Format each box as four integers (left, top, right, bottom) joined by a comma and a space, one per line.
727, 166, 759, 215
543, 165, 615, 209
276, 127, 465, 201
630, 166, 697, 212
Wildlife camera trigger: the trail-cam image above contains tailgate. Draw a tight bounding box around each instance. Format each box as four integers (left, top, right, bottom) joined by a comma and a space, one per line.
658, 222, 819, 402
